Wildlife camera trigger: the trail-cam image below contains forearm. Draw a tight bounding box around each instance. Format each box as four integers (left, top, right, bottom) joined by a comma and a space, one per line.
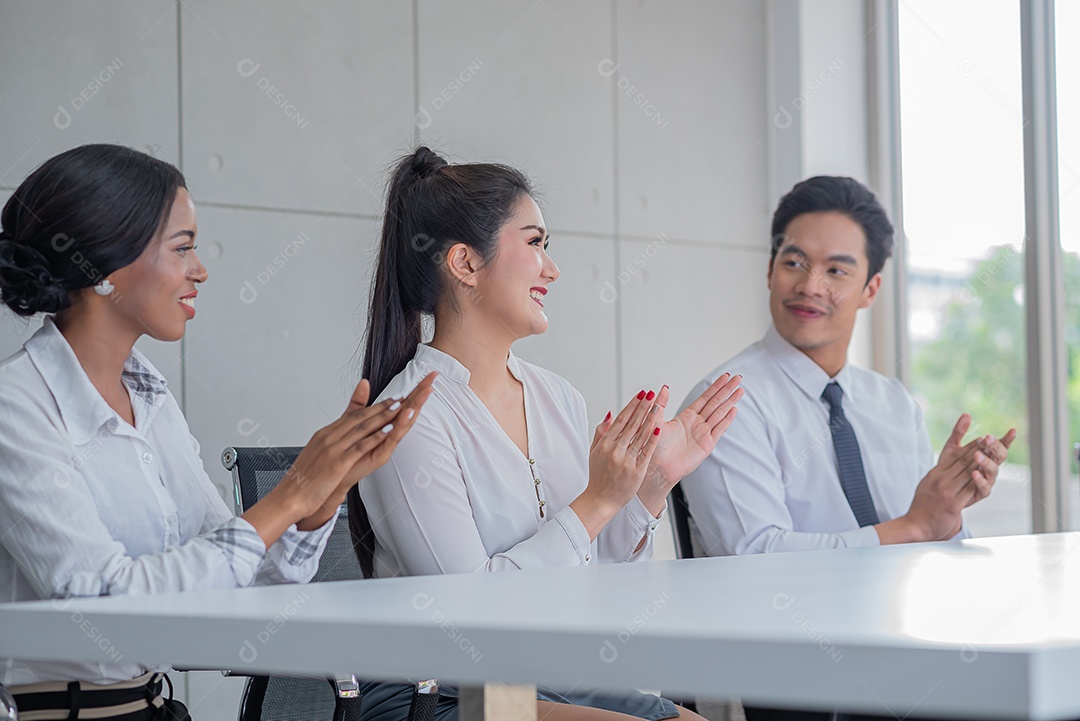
241, 488, 307, 549
739, 525, 880, 555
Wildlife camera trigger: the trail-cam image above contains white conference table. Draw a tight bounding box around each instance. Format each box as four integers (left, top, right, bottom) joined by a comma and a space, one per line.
3, 533, 1080, 720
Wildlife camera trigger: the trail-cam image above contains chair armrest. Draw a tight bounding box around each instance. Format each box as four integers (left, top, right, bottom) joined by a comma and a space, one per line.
0, 683, 18, 720
333, 674, 359, 698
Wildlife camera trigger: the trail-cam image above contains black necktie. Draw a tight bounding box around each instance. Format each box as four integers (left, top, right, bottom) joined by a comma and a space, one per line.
821, 382, 880, 527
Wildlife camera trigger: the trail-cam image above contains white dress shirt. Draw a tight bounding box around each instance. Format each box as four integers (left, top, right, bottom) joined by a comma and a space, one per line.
359, 344, 664, 577
679, 325, 949, 556
0, 318, 334, 685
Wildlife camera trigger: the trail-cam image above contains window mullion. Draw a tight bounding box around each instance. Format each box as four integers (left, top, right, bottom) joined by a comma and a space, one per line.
1020, 0, 1070, 532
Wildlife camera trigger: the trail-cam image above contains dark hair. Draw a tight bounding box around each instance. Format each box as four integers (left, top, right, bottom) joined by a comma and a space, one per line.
769, 176, 895, 282
347, 146, 533, 578
0, 144, 186, 316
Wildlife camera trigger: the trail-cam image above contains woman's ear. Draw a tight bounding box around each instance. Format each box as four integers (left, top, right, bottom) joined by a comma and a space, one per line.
444, 242, 482, 287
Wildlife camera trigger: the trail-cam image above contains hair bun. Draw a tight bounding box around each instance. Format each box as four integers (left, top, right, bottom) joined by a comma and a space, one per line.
410, 146, 447, 178
0, 237, 70, 316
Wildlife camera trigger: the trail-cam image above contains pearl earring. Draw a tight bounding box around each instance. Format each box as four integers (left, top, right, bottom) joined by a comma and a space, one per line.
94, 280, 114, 296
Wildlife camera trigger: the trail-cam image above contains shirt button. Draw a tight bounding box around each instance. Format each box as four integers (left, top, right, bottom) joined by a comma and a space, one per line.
142, 452, 154, 464
584, 554, 591, 562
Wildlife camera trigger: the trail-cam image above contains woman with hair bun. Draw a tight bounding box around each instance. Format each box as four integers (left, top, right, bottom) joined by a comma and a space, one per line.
348, 147, 743, 720
0, 144, 435, 720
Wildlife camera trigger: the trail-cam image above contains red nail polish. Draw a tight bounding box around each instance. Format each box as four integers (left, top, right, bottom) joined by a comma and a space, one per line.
661, 384, 669, 392
636, 390, 646, 400
645, 390, 655, 401
653, 426, 661, 436
604, 411, 612, 422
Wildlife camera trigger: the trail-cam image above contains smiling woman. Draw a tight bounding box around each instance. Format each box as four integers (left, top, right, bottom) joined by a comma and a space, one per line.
348, 147, 742, 721
0, 144, 435, 721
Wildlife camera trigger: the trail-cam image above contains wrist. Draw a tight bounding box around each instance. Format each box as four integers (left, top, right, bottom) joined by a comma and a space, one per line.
570, 490, 623, 541
875, 514, 929, 545
295, 503, 336, 532
635, 485, 668, 519
264, 480, 313, 526
644, 463, 676, 491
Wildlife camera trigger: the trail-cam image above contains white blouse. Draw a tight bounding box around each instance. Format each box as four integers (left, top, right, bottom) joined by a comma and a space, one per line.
0, 318, 334, 686
359, 344, 664, 577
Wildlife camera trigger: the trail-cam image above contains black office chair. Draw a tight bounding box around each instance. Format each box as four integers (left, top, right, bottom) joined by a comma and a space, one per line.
222, 446, 440, 721
669, 483, 697, 561
0, 684, 18, 720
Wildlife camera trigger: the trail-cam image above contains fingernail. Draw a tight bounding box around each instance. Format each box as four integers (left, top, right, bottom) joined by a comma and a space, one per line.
661, 384, 669, 392
406, 409, 415, 420
381, 423, 394, 433
653, 426, 661, 436
636, 390, 646, 400
988, 434, 996, 443
645, 390, 655, 401
604, 411, 612, 422
389, 401, 402, 411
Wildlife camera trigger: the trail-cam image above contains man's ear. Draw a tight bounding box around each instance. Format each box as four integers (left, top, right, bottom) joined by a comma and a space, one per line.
445, 242, 481, 287
859, 272, 883, 309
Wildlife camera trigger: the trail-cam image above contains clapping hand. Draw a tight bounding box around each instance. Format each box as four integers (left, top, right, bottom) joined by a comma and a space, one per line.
590, 374, 743, 516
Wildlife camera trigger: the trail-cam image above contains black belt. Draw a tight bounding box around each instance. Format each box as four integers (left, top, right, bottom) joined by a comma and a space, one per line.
9, 671, 171, 720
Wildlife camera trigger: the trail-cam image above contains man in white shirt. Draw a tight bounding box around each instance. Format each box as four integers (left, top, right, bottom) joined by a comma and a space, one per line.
679, 175, 1017, 721
680, 175, 1015, 558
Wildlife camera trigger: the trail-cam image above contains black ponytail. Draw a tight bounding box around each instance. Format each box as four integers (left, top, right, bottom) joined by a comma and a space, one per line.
347, 146, 532, 578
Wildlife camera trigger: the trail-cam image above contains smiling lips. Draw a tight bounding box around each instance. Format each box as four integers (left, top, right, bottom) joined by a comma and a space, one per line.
179, 293, 196, 318
785, 302, 826, 320
530, 287, 547, 307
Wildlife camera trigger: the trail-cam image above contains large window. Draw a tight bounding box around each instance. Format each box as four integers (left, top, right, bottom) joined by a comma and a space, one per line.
898, 1, 1032, 536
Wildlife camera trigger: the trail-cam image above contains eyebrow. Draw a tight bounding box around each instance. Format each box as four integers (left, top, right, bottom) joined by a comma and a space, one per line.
520, 224, 548, 238
779, 245, 858, 266
169, 230, 195, 240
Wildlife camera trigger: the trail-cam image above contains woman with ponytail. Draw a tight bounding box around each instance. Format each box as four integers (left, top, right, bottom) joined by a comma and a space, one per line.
0, 144, 435, 720
349, 147, 742, 721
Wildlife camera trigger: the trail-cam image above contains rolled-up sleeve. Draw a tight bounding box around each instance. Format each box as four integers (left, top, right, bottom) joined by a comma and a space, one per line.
0, 388, 329, 599
192, 436, 334, 585
0, 417, 267, 597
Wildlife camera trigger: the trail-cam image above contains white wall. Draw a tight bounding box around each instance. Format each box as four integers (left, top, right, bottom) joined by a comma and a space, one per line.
767, 0, 879, 367
0, 2, 877, 717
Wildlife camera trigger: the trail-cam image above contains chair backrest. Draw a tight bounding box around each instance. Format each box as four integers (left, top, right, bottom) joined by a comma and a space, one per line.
222, 446, 362, 583
222, 446, 363, 721
237, 676, 346, 721
668, 484, 698, 559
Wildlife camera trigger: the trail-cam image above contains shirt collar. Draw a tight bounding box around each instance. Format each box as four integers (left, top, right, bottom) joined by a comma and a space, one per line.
25, 317, 168, 444
414, 343, 524, 385
761, 324, 854, 403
